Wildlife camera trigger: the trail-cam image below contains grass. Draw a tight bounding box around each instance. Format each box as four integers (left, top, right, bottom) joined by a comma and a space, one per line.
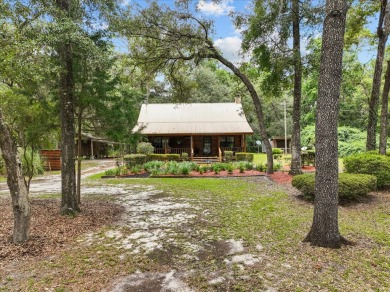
2, 175, 389, 291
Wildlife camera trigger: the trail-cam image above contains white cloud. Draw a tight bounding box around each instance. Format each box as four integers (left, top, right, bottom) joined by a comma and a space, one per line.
214, 36, 246, 64
197, 0, 235, 16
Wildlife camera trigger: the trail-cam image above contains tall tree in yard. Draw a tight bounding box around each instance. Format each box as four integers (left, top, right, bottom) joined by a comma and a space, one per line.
239, 0, 321, 175
55, 0, 79, 214
379, 60, 390, 154
366, 0, 389, 151
304, 0, 349, 248
290, 0, 303, 175
0, 110, 30, 243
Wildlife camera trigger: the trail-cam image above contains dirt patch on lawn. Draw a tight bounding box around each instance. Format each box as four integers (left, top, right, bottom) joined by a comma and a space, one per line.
0, 198, 124, 265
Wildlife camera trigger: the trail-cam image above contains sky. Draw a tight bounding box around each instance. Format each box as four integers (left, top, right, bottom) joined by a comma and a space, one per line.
195, 0, 251, 63
118, 0, 378, 64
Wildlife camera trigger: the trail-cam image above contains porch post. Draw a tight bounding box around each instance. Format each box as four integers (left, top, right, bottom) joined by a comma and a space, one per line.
217, 135, 221, 161
242, 134, 246, 152
190, 136, 193, 161
90, 139, 94, 159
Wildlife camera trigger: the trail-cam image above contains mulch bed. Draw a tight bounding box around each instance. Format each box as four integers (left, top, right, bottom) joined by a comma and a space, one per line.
0, 198, 124, 265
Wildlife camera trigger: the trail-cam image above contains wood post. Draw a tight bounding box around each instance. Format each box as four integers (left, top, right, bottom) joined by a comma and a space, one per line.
190, 136, 193, 160
90, 140, 94, 159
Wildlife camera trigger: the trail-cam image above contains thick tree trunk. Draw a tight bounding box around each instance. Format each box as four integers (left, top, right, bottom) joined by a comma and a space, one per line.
59, 42, 79, 215
379, 60, 390, 154
366, 0, 388, 151
289, 0, 303, 175
56, 0, 79, 215
304, 0, 349, 248
212, 53, 274, 173
0, 110, 31, 244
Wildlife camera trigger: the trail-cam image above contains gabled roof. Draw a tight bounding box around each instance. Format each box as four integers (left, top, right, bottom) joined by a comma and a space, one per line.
132, 103, 254, 135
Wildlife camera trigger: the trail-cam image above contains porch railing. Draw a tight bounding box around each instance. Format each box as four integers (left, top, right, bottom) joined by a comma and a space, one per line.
220, 147, 244, 155
153, 148, 191, 155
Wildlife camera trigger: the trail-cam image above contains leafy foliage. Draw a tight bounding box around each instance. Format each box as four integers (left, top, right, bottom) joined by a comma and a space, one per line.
344, 153, 390, 189
301, 125, 367, 157
136, 142, 154, 155
292, 173, 377, 200
124, 154, 147, 168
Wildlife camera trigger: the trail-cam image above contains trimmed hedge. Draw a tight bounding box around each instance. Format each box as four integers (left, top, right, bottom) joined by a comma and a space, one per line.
224, 151, 233, 162
292, 173, 377, 200
147, 154, 168, 161
124, 154, 147, 167
344, 152, 390, 189
236, 152, 254, 162
166, 154, 180, 161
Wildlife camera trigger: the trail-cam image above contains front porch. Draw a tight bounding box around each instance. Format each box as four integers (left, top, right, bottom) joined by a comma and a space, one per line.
147, 135, 247, 162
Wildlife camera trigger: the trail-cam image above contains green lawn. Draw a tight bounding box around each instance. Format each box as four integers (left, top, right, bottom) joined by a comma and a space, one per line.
84, 176, 389, 290
4, 175, 389, 290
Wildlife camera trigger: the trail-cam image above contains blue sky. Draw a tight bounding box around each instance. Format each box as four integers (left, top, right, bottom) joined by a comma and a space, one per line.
119, 0, 378, 64
195, 0, 251, 63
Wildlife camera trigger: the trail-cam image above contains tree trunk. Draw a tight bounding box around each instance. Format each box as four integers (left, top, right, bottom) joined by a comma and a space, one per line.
77, 110, 82, 204
366, 0, 388, 151
304, 0, 349, 248
379, 60, 390, 154
211, 52, 274, 173
56, 0, 79, 215
0, 109, 31, 244
289, 0, 303, 175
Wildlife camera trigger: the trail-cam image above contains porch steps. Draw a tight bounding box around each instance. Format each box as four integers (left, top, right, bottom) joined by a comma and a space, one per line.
192, 156, 221, 164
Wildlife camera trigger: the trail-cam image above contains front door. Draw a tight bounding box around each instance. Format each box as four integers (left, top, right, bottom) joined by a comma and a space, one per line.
203, 136, 212, 155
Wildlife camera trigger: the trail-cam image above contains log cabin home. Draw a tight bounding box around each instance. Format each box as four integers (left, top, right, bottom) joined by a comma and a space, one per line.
132, 101, 254, 162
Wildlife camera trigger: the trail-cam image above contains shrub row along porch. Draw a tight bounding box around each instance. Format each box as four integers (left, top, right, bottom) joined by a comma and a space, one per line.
132, 102, 254, 162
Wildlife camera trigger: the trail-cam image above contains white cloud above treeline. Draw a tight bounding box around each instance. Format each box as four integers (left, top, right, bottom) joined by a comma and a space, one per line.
214, 36, 243, 64
197, 0, 235, 16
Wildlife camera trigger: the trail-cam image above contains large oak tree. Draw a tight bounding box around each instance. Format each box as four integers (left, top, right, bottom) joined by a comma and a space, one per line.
304, 0, 350, 248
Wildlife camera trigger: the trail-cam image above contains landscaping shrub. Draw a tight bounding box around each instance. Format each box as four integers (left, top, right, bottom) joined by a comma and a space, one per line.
272, 148, 283, 160
213, 162, 227, 171
236, 152, 246, 161
255, 163, 265, 172
178, 162, 191, 175
238, 162, 245, 173
213, 164, 221, 174
224, 151, 233, 162
245, 161, 254, 170
227, 163, 234, 174
20, 148, 45, 176
236, 152, 254, 162
344, 152, 390, 188
136, 142, 154, 155
246, 153, 254, 162
143, 160, 165, 172
165, 161, 179, 174
147, 154, 168, 161
166, 154, 180, 161
181, 152, 189, 161
292, 173, 377, 200
131, 165, 142, 174
273, 163, 282, 171
104, 169, 116, 176
124, 154, 147, 168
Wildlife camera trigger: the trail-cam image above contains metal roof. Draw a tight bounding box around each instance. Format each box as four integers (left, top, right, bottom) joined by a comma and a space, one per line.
132, 103, 254, 135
